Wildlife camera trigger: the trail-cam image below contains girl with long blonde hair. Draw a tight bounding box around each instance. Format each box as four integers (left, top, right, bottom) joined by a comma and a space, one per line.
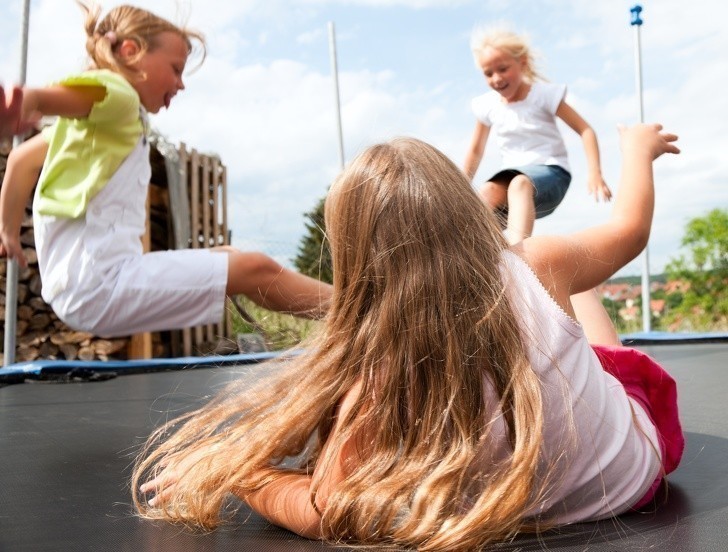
463, 27, 613, 245
134, 124, 682, 551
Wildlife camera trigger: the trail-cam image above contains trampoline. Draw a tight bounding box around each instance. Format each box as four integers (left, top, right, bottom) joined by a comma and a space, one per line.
1, 339, 726, 551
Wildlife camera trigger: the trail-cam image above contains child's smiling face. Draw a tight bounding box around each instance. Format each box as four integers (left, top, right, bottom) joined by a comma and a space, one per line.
477, 46, 527, 103
128, 31, 189, 114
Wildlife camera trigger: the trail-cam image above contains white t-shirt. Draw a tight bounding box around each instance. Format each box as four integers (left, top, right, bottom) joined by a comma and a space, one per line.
471, 81, 570, 172
478, 251, 661, 524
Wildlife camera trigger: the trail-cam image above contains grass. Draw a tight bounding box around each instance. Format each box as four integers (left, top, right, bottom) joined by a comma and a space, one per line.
227, 297, 322, 351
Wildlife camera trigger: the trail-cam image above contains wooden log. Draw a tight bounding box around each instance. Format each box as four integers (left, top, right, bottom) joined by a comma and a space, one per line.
17, 304, 33, 321
22, 248, 37, 265
38, 340, 59, 359
16, 345, 39, 362
29, 274, 42, 296
17, 283, 29, 304
59, 343, 78, 361
15, 319, 28, 336
18, 329, 45, 348
28, 313, 51, 330
50, 330, 95, 345
94, 338, 128, 357
78, 346, 95, 361
28, 296, 50, 312
19, 227, 35, 246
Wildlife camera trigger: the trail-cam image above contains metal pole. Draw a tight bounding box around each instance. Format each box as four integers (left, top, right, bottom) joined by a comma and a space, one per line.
4, 0, 31, 366
328, 21, 345, 170
630, 5, 651, 334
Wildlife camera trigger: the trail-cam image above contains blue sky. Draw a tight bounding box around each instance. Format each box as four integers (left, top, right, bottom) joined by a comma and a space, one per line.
2, 0, 726, 277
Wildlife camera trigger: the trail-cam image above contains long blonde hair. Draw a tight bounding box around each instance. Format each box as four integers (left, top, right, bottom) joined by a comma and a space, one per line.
76, 1, 206, 81
132, 138, 546, 550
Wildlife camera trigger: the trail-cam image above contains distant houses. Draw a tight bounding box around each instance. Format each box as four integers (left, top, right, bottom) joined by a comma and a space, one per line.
596, 278, 691, 325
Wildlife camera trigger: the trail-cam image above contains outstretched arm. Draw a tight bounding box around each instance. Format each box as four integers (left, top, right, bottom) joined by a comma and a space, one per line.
241, 381, 364, 538
140, 382, 365, 540
557, 101, 612, 202
0, 86, 38, 138
519, 123, 679, 315
20, 85, 106, 120
0, 83, 106, 137
0, 134, 49, 267
463, 121, 490, 182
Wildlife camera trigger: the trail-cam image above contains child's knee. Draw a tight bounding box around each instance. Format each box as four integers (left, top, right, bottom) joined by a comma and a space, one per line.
507, 175, 535, 199
480, 181, 506, 209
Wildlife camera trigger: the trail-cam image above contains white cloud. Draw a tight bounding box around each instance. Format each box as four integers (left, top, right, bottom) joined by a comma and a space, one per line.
2, 0, 726, 282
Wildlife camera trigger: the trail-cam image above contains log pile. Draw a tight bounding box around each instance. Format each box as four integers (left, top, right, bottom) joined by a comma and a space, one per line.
1, 134, 231, 364
0, 162, 134, 363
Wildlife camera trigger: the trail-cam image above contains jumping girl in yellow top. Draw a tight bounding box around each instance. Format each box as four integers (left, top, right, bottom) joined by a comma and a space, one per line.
0, 2, 330, 336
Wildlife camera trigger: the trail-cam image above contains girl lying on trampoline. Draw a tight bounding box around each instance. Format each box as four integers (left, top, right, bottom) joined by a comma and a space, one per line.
133, 123, 682, 550
0, 3, 330, 337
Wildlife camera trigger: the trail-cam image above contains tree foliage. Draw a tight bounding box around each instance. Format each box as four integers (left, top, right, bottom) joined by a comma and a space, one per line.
293, 196, 333, 284
663, 208, 728, 330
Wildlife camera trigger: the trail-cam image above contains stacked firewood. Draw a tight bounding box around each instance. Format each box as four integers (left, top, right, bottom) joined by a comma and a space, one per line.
0, 138, 134, 364
1, 135, 231, 364
0, 194, 131, 364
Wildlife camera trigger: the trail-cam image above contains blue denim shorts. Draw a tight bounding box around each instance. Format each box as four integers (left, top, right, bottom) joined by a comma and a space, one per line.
490, 164, 571, 219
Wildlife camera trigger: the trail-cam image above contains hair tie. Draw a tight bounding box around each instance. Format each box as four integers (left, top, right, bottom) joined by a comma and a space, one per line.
104, 31, 118, 45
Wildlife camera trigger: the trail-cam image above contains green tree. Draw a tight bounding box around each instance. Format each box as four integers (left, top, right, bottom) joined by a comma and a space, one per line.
294, 196, 333, 284
664, 208, 728, 331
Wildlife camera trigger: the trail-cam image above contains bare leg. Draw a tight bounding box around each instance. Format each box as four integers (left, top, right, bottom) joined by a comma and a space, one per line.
479, 180, 509, 230
479, 180, 507, 210
571, 289, 621, 346
504, 174, 535, 245
218, 247, 332, 319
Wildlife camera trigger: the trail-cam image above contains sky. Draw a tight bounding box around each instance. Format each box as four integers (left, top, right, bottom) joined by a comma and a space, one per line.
1, 0, 726, 277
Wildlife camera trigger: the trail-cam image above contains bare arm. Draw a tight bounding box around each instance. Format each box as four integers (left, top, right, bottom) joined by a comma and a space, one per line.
463, 121, 490, 182
238, 381, 364, 539
518, 124, 680, 315
0, 134, 49, 267
0, 86, 38, 137
21, 85, 106, 121
0, 84, 106, 138
141, 382, 364, 540
556, 101, 612, 202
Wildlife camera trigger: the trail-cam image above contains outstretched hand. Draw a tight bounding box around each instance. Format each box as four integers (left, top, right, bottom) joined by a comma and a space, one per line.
0, 232, 28, 268
618, 123, 680, 160
139, 447, 217, 508
588, 174, 613, 202
0, 85, 38, 138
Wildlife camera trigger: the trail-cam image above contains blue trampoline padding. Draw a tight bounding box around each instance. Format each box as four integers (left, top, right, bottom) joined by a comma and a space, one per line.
0, 350, 288, 382
621, 331, 728, 344
3, 331, 727, 383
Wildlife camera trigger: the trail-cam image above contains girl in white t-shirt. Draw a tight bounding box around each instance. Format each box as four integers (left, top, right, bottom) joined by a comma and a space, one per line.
463, 27, 612, 244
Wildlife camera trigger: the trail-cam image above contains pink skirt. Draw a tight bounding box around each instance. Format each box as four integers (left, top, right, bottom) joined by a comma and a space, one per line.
592, 345, 685, 509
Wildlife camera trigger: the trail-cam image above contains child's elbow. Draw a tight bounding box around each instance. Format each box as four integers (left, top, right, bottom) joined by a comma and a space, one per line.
613, 220, 651, 263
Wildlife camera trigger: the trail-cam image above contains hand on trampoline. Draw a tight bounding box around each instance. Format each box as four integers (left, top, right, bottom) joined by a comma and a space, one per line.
139, 450, 206, 508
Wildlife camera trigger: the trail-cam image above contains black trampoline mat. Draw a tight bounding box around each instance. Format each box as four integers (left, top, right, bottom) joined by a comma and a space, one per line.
1, 343, 726, 551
